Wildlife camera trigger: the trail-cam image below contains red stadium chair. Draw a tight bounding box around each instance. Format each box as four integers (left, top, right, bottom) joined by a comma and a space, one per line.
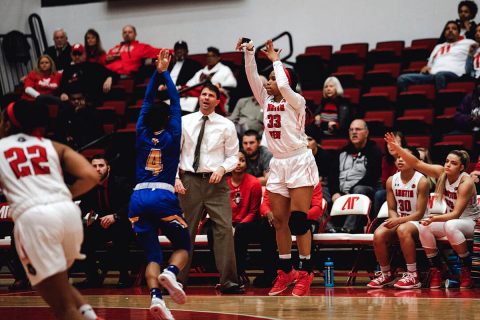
405, 135, 431, 148
305, 45, 333, 61
331, 65, 365, 88
395, 108, 434, 134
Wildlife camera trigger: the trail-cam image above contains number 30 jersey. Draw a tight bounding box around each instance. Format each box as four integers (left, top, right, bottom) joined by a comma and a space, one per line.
0, 134, 71, 219
391, 171, 425, 217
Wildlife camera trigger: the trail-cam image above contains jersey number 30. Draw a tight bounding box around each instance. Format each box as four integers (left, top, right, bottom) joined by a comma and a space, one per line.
5, 146, 50, 179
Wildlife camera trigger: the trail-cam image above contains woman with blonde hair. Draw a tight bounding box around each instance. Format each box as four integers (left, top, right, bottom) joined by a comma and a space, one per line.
21, 54, 62, 101
386, 132, 479, 289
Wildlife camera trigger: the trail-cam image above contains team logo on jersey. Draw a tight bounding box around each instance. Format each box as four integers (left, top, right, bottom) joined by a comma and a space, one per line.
151, 138, 159, 145
412, 184, 416, 188
17, 137, 26, 142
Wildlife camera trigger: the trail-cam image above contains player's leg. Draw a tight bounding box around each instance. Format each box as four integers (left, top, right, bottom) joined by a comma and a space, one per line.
367, 224, 397, 288
418, 222, 447, 288
394, 222, 421, 289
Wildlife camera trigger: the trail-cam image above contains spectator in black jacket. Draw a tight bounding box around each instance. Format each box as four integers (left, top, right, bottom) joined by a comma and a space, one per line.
44, 28, 71, 71
439, 1, 478, 43
169, 41, 202, 87
77, 154, 134, 288
327, 119, 382, 233
59, 43, 118, 107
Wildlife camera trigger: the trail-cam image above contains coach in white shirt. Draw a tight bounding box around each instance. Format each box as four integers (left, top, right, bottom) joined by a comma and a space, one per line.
174, 83, 242, 294
398, 20, 476, 91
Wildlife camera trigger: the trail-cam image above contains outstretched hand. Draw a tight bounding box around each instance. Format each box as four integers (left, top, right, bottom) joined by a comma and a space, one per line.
260, 39, 281, 62
384, 132, 402, 155
156, 49, 171, 73
235, 37, 254, 51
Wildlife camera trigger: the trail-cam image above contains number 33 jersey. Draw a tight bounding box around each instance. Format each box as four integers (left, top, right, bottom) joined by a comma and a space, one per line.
391, 171, 425, 217
0, 134, 71, 219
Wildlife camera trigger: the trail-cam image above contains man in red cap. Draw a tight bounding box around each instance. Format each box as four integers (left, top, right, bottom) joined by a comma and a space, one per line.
0, 100, 104, 320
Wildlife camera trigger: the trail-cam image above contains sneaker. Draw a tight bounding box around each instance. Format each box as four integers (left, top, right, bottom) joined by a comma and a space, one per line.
268, 269, 298, 296
429, 267, 443, 289
150, 297, 174, 320
366, 271, 395, 288
394, 272, 421, 289
159, 270, 186, 305
460, 267, 473, 289
292, 271, 314, 296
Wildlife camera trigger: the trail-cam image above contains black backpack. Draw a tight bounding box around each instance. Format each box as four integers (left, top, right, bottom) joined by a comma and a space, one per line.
2, 30, 31, 64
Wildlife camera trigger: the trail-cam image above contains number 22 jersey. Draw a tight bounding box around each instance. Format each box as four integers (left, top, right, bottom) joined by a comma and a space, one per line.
0, 134, 71, 220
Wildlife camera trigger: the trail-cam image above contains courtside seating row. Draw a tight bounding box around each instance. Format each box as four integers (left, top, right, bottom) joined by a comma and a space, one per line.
2, 194, 479, 284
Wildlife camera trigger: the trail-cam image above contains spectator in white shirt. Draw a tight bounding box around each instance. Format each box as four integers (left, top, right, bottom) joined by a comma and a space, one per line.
398, 21, 476, 92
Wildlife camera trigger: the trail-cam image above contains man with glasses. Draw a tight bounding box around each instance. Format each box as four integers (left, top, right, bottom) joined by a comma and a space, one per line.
327, 119, 382, 233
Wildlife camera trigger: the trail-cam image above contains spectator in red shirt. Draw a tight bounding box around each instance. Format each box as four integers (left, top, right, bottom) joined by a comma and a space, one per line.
105, 25, 160, 77
84, 28, 107, 65
21, 54, 62, 102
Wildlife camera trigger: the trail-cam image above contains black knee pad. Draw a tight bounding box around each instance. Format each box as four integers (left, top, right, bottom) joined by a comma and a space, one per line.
288, 211, 309, 236
161, 218, 192, 252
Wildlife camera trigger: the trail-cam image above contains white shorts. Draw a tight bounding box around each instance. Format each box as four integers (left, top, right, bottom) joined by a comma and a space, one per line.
267, 149, 319, 198
14, 201, 85, 286
380, 220, 421, 231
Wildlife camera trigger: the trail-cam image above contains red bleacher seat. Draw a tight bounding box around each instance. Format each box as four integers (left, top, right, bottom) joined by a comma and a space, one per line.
98, 100, 127, 117
332, 43, 369, 67
367, 41, 404, 65
304, 45, 333, 61
321, 138, 348, 151
188, 53, 207, 66
302, 90, 323, 105
343, 88, 361, 105
360, 86, 397, 110
364, 110, 394, 136
332, 65, 365, 88
221, 51, 243, 67
364, 63, 401, 87
398, 84, 435, 110
396, 108, 433, 134
405, 135, 431, 148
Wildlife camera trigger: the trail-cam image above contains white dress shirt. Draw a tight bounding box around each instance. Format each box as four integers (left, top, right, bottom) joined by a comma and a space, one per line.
170, 60, 184, 85
180, 111, 239, 173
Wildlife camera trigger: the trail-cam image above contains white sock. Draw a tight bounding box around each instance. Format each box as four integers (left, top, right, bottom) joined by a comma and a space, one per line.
380, 265, 390, 273
406, 263, 417, 273
79, 304, 97, 320
279, 254, 291, 259
299, 255, 311, 260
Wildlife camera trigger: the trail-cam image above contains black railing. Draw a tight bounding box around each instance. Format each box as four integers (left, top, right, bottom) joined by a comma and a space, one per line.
255, 31, 295, 72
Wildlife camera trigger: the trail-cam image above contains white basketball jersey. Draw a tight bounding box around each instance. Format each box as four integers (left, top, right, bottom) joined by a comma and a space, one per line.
0, 134, 72, 220
391, 171, 426, 217
444, 172, 480, 219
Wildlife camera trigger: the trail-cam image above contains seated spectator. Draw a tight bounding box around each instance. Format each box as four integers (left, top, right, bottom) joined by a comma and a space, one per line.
59, 43, 117, 106
44, 28, 71, 71
398, 21, 475, 92
453, 78, 480, 134
327, 119, 382, 233
312, 76, 350, 137
227, 151, 263, 286
77, 154, 134, 288
21, 54, 62, 102
373, 132, 407, 218
305, 124, 333, 222
242, 129, 273, 186
54, 91, 103, 149
259, 181, 325, 286
105, 25, 160, 77
186, 47, 237, 89
168, 41, 202, 87
85, 28, 107, 65
229, 76, 266, 137
439, 1, 478, 43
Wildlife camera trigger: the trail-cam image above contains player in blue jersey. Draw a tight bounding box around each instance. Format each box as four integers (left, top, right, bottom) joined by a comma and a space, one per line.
128, 49, 190, 320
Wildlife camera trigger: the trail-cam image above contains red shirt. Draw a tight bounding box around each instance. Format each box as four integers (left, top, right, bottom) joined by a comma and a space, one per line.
260, 183, 325, 222
21, 71, 62, 101
228, 173, 262, 224
105, 40, 160, 76
87, 52, 107, 65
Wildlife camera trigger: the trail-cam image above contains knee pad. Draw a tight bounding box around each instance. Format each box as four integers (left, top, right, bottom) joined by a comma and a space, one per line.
289, 211, 309, 236
161, 218, 192, 252
137, 231, 163, 264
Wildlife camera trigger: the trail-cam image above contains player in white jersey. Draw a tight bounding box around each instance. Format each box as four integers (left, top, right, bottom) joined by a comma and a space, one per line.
0, 100, 102, 320
386, 133, 480, 289
367, 147, 429, 290
237, 38, 319, 296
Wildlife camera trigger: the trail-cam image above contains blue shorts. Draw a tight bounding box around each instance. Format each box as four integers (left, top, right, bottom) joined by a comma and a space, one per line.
128, 188, 183, 233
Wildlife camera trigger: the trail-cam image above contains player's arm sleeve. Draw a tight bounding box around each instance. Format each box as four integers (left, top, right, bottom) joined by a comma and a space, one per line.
137, 70, 161, 131
273, 60, 305, 111
161, 71, 182, 138
244, 50, 268, 108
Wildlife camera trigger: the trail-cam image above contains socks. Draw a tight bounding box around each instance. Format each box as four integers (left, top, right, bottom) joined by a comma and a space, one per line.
427, 251, 443, 268
380, 265, 391, 273
278, 254, 292, 273
166, 264, 180, 276
79, 304, 97, 320
150, 288, 162, 299
406, 263, 417, 273
459, 252, 472, 268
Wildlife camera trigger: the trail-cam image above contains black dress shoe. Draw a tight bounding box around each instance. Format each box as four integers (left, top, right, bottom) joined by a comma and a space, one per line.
325, 228, 337, 233
117, 276, 134, 288
253, 275, 276, 288
219, 284, 245, 294
339, 227, 353, 234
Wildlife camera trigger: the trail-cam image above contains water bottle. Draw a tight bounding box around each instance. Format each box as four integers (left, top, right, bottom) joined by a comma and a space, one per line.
445, 279, 460, 288
324, 257, 334, 287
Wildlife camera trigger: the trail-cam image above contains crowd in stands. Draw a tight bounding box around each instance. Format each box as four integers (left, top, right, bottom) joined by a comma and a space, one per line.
3, 0, 480, 293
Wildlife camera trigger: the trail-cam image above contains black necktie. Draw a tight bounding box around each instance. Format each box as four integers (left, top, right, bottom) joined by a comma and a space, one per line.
192, 115, 208, 172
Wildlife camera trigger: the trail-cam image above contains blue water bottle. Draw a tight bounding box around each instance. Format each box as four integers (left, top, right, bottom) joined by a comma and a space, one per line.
324, 257, 334, 287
